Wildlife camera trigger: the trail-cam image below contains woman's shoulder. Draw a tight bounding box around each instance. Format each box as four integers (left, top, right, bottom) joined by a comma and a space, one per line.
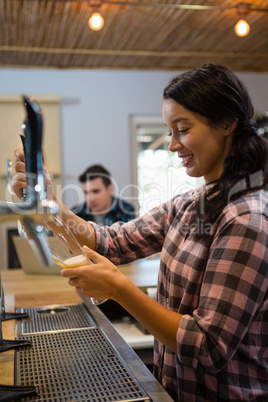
210, 190, 268, 241
232, 190, 267, 212
222, 190, 268, 222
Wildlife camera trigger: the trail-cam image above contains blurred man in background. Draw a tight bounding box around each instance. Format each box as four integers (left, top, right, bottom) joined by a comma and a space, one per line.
72, 164, 136, 225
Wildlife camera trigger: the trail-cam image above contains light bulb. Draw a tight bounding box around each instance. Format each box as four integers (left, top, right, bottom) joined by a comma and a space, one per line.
88, 12, 104, 31
234, 19, 250, 37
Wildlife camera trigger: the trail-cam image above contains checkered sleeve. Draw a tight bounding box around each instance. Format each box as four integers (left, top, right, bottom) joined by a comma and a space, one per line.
177, 202, 268, 373
92, 196, 179, 265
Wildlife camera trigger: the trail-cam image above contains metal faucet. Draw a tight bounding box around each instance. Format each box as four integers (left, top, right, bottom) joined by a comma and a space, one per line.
0, 95, 58, 266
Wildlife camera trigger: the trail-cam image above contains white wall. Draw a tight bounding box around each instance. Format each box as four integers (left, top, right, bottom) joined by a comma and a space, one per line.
1, 68, 268, 207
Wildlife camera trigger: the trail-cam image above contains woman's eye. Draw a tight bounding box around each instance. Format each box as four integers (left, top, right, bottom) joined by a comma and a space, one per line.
178, 128, 188, 134
166, 128, 188, 137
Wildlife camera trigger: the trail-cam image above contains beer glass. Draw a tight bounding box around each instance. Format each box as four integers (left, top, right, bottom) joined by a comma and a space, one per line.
40, 216, 107, 306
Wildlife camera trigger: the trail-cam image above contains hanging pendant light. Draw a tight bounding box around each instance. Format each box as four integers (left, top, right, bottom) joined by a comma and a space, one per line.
234, 3, 250, 37
88, 0, 104, 31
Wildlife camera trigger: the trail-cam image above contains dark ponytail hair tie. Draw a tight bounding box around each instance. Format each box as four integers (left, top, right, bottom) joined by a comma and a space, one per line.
236, 117, 257, 137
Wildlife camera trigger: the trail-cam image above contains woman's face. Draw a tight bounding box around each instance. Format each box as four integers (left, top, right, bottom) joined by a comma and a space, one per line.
162, 98, 234, 183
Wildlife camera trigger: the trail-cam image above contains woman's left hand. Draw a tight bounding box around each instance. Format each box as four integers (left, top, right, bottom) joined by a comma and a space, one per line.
62, 246, 181, 353
61, 246, 125, 301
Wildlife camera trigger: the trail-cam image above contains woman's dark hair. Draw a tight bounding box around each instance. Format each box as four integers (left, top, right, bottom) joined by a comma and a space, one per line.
163, 63, 268, 237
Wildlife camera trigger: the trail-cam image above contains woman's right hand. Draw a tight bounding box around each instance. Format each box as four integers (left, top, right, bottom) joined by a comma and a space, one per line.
10, 148, 27, 199
11, 148, 53, 200
11, 148, 97, 251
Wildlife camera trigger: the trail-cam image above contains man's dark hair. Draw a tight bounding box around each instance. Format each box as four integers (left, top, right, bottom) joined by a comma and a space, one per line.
78, 165, 112, 187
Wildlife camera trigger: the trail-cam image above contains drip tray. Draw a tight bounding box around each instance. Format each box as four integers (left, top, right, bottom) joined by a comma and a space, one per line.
15, 327, 150, 401
16, 304, 95, 335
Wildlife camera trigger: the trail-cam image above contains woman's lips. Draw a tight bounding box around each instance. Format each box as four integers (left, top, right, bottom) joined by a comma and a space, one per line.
180, 154, 193, 167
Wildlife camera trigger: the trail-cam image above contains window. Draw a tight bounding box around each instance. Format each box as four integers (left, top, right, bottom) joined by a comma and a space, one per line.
130, 116, 203, 215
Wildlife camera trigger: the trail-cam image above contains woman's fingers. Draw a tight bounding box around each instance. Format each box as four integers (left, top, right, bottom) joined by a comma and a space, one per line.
12, 147, 54, 200
62, 268, 101, 298
82, 246, 102, 263
61, 250, 121, 301
8, 149, 27, 199
61, 268, 81, 279
68, 277, 79, 286
10, 172, 27, 199
14, 148, 25, 162
14, 161, 26, 174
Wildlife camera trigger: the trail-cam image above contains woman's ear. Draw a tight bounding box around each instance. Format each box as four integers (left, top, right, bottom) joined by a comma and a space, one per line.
224, 120, 237, 136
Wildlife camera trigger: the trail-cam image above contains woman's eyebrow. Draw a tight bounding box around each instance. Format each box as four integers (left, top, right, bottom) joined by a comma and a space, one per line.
164, 117, 189, 126
171, 117, 189, 124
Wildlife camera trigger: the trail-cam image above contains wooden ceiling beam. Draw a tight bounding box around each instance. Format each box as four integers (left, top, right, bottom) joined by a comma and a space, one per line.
0, 45, 268, 59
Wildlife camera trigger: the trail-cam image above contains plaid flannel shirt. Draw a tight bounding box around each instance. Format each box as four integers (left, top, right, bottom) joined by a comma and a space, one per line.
93, 185, 268, 401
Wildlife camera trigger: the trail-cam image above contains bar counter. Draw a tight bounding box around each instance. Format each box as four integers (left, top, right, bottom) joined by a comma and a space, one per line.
0, 261, 174, 402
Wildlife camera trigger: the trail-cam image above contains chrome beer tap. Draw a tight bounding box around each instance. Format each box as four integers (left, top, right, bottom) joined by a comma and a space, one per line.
0, 95, 58, 266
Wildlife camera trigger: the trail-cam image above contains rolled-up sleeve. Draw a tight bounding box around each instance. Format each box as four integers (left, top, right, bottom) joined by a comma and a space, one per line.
91, 197, 178, 265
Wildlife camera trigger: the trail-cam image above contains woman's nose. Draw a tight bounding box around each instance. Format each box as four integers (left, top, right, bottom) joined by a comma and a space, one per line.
168, 134, 182, 152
